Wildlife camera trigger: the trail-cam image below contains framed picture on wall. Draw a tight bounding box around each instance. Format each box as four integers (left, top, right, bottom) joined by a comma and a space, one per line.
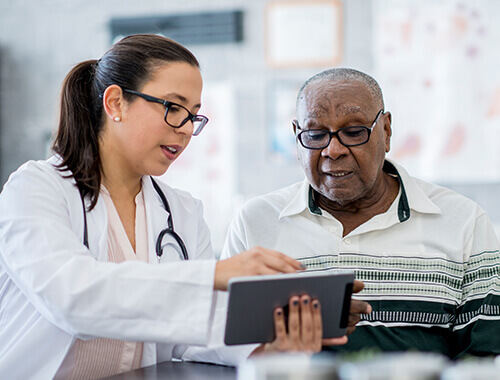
265, 0, 343, 68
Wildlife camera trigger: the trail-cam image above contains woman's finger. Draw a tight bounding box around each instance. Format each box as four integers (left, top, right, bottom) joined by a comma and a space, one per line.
287, 296, 301, 347
322, 336, 348, 346
258, 249, 303, 273
265, 249, 305, 271
311, 299, 323, 352
299, 295, 313, 347
273, 307, 287, 347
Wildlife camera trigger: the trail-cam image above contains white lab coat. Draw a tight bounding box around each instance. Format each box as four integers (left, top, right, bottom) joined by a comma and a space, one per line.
0, 157, 220, 379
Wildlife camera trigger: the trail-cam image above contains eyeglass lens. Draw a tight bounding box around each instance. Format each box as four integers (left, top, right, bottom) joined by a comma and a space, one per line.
300, 127, 370, 149
165, 104, 205, 135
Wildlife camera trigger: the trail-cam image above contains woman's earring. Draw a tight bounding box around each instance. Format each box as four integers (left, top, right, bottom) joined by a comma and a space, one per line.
114, 117, 121, 122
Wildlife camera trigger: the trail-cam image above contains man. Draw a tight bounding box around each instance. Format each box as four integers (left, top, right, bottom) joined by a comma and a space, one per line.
221, 68, 500, 358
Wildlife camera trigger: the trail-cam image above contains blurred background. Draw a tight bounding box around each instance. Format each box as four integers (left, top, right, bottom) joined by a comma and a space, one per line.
1, 0, 499, 255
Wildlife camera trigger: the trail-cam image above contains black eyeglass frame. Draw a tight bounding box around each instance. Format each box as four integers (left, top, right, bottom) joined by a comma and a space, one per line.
294, 109, 385, 150
122, 88, 209, 136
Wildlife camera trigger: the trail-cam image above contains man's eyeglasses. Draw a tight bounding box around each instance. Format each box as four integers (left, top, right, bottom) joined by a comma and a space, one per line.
294, 109, 384, 150
122, 89, 209, 136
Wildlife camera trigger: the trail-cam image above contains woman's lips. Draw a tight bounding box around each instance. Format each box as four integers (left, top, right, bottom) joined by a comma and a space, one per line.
161, 145, 182, 160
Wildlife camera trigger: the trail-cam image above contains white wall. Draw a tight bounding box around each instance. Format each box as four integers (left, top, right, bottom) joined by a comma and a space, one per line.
1, 0, 499, 253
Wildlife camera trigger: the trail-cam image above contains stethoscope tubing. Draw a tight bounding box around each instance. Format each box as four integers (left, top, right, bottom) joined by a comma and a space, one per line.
79, 176, 189, 261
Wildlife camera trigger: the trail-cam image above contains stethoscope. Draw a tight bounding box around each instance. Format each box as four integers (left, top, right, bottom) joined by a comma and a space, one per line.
79, 176, 188, 261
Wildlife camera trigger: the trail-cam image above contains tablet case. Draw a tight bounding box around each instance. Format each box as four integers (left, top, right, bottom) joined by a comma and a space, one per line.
224, 270, 354, 345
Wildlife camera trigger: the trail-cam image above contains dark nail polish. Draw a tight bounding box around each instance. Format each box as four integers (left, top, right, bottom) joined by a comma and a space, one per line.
313, 302, 319, 309
276, 309, 283, 316
303, 298, 309, 305
300, 263, 307, 270
293, 300, 299, 306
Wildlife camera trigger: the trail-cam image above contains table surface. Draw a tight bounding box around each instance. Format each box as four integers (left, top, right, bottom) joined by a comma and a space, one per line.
105, 361, 236, 380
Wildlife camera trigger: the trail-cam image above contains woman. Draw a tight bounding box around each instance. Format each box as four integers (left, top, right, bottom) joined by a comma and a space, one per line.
0, 34, 358, 379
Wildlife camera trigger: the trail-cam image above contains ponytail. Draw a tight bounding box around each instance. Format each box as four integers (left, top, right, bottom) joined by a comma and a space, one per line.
53, 60, 102, 210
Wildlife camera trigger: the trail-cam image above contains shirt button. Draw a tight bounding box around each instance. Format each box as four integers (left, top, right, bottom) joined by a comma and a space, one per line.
344, 238, 351, 245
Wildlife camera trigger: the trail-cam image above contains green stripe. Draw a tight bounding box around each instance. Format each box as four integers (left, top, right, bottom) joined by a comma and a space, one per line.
359, 300, 455, 325
300, 254, 463, 273
456, 294, 500, 326
323, 325, 454, 357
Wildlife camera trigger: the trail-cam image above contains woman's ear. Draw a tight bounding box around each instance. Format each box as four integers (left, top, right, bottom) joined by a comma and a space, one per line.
102, 85, 124, 122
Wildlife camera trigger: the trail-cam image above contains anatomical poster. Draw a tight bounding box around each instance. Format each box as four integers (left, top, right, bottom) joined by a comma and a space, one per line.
374, 0, 500, 182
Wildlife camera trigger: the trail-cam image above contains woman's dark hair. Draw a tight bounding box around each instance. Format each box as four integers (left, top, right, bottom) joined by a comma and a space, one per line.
52, 34, 199, 210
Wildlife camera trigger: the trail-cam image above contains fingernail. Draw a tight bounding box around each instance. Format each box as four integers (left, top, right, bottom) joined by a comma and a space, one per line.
303, 298, 309, 305
293, 300, 299, 306
313, 301, 319, 309
300, 263, 307, 270
276, 309, 283, 316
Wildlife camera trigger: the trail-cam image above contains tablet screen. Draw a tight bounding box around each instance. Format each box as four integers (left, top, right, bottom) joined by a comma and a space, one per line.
224, 270, 354, 345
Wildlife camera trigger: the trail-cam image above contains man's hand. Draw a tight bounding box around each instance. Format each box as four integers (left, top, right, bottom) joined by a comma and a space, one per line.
214, 247, 304, 290
346, 280, 372, 335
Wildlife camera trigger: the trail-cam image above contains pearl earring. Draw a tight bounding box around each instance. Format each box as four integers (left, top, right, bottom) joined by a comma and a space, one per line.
114, 117, 121, 122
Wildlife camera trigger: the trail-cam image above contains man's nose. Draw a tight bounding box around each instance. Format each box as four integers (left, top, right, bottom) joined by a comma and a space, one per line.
321, 134, 349, 158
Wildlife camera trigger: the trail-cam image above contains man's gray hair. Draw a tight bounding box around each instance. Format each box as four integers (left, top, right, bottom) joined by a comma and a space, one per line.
296, 68, 384, 111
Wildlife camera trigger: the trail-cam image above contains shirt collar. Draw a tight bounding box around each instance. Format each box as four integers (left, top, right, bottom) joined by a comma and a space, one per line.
279, 179, 312, 219
386, 159, 442, 217
279, 159, 441, 221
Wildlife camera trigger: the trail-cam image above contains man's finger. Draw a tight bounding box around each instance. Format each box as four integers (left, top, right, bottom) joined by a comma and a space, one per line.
347, 313, 362, 328
350, 299, 372, 314
352, 280, 365, 293
346, 326, 357, 335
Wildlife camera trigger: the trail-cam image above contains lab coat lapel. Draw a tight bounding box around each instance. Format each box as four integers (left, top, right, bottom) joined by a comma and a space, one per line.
142, 176, 170, 265
88, 194, 109, 262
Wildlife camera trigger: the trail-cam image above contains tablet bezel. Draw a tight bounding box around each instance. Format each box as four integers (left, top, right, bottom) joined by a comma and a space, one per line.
224, 270, 354, 345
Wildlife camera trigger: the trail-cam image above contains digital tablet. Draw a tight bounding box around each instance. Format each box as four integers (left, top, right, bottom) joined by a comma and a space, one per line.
224, 270, 354, 345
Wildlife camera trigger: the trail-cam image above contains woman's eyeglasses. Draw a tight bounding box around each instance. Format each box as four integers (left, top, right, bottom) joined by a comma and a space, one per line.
122, 89, 209, 136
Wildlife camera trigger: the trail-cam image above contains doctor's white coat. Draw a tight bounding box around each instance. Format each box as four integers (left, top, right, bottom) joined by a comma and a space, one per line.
0, 157, 222, 378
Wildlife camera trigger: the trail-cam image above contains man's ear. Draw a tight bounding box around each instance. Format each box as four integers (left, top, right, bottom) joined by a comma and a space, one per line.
382, 111, 392, 153
102, 85, 124, 122
292, 119, 299, 135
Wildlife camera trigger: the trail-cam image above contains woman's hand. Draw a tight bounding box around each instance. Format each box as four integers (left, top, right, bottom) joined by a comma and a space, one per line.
346, 280, 372, 335
214, 247, 304, 291
250, 280, 372, 356
250, 295, 347, 356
